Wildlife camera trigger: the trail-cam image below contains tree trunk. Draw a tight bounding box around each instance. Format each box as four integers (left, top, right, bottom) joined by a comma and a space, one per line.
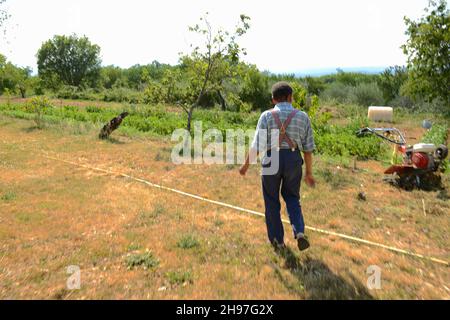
186, 107, 194, 132
99, 112, 129, 139
217, 90, 226, 111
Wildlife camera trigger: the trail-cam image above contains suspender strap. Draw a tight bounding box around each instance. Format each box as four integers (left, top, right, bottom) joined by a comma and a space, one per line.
270, 109, 299, 151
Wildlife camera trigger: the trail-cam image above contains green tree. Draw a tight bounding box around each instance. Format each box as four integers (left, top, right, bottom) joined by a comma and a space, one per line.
140, 68, 151, 90
304, 76, 325, 95
25, 96, 53, 129
377, 66, 408, 104
143, 68, 183, 104
402, 0, 450, 105
37, 34, 101, 88
239, 64, 270, 111
178, 13, 251, 131
124, 65, 145, 89
161, 68, 182, 103
123, 62, 170, 89
100, 65, 126, 89
335, 69, 377, 86
290, 81, 308, 110
0, 53, 31, 97
147, 60, 168, 81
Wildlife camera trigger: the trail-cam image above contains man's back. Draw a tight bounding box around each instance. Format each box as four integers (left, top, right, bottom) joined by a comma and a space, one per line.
252, 102, 315, 153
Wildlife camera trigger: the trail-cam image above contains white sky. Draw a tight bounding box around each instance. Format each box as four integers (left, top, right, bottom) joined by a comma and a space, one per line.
0, 0, 431, 73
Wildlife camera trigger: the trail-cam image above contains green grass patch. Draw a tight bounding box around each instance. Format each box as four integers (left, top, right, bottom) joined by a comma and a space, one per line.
1, 191, 16, 201
165, 270, 193, 286
137, 204, 167, 226
15, 212, 45, 223
316, 168, 352, 189
177, 234, 200, 249
125, 251, 159, 270
127, 243, 143, 252
0, 100, 393, 161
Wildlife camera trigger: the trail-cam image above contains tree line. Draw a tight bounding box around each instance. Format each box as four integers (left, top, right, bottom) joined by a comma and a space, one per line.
0, 0, 448, 128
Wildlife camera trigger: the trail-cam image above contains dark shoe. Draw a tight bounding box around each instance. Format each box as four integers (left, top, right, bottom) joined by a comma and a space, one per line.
297, 236, 310, 251
271, 240, 286, 252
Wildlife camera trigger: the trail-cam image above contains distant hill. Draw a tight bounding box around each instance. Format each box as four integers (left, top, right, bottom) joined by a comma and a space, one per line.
289, 66, 388, 77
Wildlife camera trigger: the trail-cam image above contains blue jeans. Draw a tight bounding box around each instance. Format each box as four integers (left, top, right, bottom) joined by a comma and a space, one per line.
261, 149, 305, 244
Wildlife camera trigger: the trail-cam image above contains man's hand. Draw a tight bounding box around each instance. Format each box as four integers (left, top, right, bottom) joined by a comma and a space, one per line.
239, 163, 249, 176
240, 150, 257, 176
305, 173, 316, 188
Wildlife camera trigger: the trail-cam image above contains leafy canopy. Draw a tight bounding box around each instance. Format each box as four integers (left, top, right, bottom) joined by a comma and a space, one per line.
0, 53, 31, 97
37, 34, 102, 88
177, 13, 251, 130
402, 0, 450, 105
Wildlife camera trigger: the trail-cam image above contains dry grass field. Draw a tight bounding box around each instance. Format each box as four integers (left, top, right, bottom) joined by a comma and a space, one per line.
0, 114, 449, 300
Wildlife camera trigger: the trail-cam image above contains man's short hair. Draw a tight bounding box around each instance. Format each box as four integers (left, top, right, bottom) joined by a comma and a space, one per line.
271, 82, 293, 102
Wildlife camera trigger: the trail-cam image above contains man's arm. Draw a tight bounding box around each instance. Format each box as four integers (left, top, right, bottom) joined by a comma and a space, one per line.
240, 112, 267, 176
301, 114, 316, 188
303, 151, 315, 188
239, 148, 258, 176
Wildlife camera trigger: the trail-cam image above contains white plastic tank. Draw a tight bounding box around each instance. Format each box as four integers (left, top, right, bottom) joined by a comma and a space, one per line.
368, 106, 393, 122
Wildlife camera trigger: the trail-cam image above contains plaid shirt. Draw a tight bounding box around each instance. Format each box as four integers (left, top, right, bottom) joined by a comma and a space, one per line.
251, 102, 316, 153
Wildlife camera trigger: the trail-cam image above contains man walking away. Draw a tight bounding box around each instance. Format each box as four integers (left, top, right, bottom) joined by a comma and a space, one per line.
239, 82, 316, 251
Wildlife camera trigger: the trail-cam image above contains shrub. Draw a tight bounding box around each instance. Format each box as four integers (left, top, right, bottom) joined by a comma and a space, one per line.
125, 251, 159, 270
239, 66, 271, 110
389, 95, 414, 108
177, 234, 200, 249
422, 124, 448, 146
85, 106, 102, 113
25, 96, 53, 128
143, 81, 165, 104
55, 86, 101, 100
349, 83, 384, 107
307, 95, 332, 134
165, 271, 193, 285
290, 81, 308, 109
377, 66, 408, 104
422, 124, 448, 172
316, 168, 351, 188
320, 82, 352, 103
103, 87, 142, 103
1, 191, 16, 201
304, 76, 325, 95
315, 117, 385, 160
315, 131, 383, 159
225, 92, 244, 112
407, 98, 450, 115
56, 85, 81, 99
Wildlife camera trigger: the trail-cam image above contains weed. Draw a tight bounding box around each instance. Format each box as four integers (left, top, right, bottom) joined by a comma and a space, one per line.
137, 204, 166, 227
127, 243, 143, 252
316, 168, 351, 188
154, 152, 165, 161
422, 124, 448, 146
1, 191, 16, 201
125, 251, 159, 270
214, 219, 224, 227
165, 270, 193, 286
25, 96, 53, 129
177, 234, 200, 249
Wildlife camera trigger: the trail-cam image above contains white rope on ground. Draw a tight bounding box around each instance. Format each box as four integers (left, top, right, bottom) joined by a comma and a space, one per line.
44, 154, 449, 267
